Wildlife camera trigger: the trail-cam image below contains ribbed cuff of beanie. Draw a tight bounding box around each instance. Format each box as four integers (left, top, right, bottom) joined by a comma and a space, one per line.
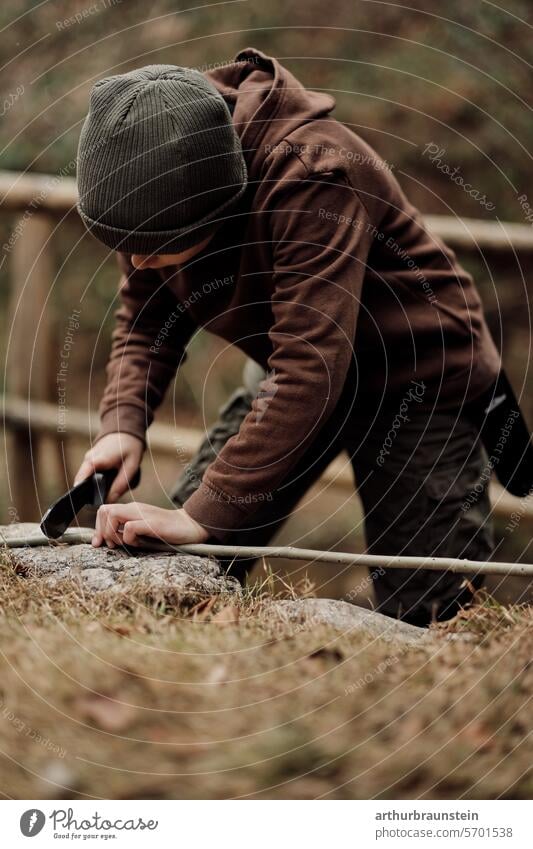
77, 167, 247, 255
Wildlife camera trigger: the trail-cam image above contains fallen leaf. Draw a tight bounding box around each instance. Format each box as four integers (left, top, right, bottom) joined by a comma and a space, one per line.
308, 647, 344, 663
460, 721, 495, 751
103, 624, 131, 637
76, 694, 136, 732
188, 596, 217, 620
212, 605, 240, 625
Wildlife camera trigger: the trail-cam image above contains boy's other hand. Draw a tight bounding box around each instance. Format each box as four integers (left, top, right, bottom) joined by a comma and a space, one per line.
74, 432, 144, 502
92, 503, 210, 548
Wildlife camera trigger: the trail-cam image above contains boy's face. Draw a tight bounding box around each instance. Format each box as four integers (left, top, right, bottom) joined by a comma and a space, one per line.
129, 234, 213, 270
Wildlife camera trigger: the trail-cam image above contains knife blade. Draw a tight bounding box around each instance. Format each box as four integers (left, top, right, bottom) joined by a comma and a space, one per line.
40, 467, 141, 539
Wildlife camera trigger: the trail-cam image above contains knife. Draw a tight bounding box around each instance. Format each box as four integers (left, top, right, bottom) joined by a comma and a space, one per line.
468, 369, 533, 498
40, 467, 141, 539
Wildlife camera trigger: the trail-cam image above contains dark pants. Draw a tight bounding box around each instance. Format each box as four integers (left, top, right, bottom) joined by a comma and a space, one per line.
172, 385, 493, 626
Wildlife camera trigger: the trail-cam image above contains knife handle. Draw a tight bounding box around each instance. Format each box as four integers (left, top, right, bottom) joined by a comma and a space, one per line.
94, 467, 142, 506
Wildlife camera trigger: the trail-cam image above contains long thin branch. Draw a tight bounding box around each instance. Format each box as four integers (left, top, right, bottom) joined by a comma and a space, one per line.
3, 529, 533, 578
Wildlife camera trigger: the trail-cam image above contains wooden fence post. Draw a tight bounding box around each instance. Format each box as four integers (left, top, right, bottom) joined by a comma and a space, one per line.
6, 213, 54, 521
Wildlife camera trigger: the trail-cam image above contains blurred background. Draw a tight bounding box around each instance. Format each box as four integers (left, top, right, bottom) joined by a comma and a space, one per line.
1, 0, 532, 605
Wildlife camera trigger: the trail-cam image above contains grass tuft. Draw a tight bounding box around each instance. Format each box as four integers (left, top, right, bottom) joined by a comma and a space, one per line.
0, 557, 531, 800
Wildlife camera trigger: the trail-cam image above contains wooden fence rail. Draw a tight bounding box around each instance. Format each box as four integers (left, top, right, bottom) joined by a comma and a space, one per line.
1, 169, 533, 525
3, 396, 532, 524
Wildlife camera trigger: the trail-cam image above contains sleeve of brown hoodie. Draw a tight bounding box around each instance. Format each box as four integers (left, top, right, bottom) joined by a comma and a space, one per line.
184, 169, 374, 539
97, 253, 196, 443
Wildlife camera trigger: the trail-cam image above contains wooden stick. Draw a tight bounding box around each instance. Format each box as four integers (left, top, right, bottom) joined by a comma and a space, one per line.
3, 529, 533, 578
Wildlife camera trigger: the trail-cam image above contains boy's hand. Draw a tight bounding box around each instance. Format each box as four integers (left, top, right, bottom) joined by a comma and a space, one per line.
74, 433, 144, 502
92, 503, 210, 548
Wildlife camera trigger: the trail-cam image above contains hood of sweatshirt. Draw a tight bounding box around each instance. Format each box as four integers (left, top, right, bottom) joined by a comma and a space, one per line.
205, 48, 336, 172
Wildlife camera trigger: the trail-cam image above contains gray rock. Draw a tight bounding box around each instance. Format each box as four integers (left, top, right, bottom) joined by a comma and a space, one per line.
1, 523, 240, 598
1, 526, 438, 644
266, 598, 432, 647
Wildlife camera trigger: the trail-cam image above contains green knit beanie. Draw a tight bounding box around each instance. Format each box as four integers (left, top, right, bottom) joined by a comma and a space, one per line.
76, 65, 247, 254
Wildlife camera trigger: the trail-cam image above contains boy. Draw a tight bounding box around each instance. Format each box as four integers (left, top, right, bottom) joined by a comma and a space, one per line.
75, 48, 500, 625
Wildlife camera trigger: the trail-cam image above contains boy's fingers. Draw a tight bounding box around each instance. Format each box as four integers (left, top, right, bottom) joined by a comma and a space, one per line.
108, 474, 128, 502
73, 459, 95, 485
94, 503, 146, 547
106, 480, 124, 503
98, 502, 143, 525
122, 520, 147, 547
108, 461, 139, 502
101, 510, 123, 548
94, 506, 106, 546
74, 452, 118, 485
96, 505, 125, 547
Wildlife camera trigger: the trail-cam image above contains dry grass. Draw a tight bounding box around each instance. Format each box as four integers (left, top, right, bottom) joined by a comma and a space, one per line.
0, 552, 531, 800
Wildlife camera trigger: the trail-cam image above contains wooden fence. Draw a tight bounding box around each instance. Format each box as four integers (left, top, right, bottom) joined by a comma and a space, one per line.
1, 169, 533, 524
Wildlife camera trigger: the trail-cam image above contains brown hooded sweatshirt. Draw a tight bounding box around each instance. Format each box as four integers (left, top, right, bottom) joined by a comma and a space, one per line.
97, 48, 501, 539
